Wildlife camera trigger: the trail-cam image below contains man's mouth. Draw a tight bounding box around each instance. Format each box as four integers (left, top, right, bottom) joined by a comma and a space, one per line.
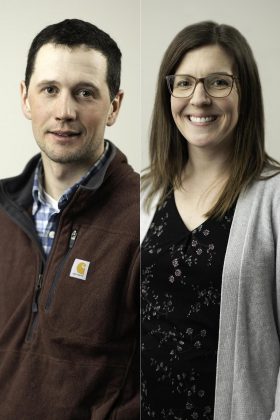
188, 115, 218, 123
48, 130, 81, 138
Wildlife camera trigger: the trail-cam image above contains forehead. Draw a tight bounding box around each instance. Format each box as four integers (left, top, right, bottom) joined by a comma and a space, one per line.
175, 44, 235, 75
31, 43, 108, 85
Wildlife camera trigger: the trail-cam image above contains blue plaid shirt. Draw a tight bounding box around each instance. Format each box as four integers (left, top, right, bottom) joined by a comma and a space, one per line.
32, 141, 110, 256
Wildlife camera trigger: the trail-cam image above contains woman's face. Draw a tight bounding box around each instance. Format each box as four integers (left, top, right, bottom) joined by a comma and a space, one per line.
170, 44, 239, 153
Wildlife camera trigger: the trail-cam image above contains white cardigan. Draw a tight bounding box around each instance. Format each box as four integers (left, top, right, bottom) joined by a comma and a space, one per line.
141, 175, 280, 420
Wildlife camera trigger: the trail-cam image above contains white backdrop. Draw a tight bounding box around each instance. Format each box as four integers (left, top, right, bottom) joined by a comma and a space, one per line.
1, 1, 279, 176
0, 0, 140, 177
141, 0, 280, 170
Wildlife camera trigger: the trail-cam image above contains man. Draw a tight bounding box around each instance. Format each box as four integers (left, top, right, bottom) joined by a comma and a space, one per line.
0, 19, 139, 419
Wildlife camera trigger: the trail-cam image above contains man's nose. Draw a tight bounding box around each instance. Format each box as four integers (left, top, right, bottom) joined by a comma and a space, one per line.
190, 81, 211, 106
55, 92, 77, 121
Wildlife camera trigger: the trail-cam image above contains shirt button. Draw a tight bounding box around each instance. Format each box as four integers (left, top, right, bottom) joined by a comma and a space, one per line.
49, 231, 55, 239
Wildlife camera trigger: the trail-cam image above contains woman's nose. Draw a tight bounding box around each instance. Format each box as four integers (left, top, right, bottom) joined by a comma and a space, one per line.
189, 81, 211, 106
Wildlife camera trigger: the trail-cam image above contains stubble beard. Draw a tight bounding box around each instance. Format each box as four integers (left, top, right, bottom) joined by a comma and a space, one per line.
37, 138, 104, 166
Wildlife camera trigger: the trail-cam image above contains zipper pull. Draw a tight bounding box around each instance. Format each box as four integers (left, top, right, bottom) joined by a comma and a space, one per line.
69, 229, 78, 249
36, 274, 43, 290
32, 274, 43, 313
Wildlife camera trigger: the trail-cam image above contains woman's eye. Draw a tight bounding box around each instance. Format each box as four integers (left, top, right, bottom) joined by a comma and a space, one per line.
213, 78, 230, 87
178, 81, 189, 87
176, 79, 193, 89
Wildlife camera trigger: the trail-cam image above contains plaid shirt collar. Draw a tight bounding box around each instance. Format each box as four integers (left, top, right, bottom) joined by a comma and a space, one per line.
32, 141, 111, 256
32, 140, 110, 215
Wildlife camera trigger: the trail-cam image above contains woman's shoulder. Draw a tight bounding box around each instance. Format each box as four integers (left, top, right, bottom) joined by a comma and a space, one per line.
237, 171, 280, 218
256, 170, 280, 194
140, 184, 163, 244
140, 185, 161, 215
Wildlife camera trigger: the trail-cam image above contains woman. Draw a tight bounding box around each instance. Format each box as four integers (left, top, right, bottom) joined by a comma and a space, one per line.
141, 21, 280, 420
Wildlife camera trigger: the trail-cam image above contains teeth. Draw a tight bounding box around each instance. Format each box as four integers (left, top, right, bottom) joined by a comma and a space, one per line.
189, 116, 216, 123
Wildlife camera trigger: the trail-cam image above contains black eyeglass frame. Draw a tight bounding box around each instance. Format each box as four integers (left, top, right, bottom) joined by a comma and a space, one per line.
165, 73, 238, 98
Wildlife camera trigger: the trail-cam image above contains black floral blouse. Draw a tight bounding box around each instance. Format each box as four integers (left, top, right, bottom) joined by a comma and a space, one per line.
141, 192, 235, 420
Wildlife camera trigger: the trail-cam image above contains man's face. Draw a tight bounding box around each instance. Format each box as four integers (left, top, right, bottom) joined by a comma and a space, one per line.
21, 43, 122, 166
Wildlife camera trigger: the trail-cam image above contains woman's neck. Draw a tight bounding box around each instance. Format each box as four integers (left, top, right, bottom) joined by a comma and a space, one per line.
182, 144, 231, 188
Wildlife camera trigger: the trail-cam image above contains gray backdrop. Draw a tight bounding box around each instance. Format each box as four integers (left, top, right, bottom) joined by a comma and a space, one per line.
141, 0, 280, 170
1, 1, 279, 176
0, 0, 140, 177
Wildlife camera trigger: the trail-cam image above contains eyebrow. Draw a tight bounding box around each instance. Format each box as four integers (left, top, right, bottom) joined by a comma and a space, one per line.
75, 81, 100, 91
175, 72, 233, 76
36, 80, 100, 90
36, 80, 59, 88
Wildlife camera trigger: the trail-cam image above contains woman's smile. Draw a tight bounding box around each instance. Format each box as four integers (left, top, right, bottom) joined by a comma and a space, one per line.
171, 44, 239, 151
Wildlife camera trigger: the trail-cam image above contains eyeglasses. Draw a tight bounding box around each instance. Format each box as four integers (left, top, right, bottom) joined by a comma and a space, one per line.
165, 73, 238, 98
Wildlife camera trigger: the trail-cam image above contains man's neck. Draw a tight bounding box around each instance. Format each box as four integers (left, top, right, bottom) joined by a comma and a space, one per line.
41, 157, 93, 201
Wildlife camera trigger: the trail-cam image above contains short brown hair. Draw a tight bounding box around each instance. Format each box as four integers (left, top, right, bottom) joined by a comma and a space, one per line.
25, 19, 121, 101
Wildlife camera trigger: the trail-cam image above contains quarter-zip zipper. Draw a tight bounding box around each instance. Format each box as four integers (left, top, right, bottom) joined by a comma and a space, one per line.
68, 229, 78, 248
45, 229, 78, 311
26, 262, 44, 342
2, 202, 46, 343
32, 273, 43, 313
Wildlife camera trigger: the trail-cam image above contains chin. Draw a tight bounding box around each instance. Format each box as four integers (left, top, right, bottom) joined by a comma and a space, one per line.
187, 138, 216, 147
51, 154, 89, 165
42, 148, 89, 164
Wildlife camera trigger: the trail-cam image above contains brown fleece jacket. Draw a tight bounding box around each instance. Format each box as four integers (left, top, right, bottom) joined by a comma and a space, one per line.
0, 143, 139, 419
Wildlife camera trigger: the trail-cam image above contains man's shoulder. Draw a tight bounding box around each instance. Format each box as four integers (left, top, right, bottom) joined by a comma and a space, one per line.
106, 164, 139, 222
0, 154, 40, 206
95, 145, 139, 238
106, 143, 139, 197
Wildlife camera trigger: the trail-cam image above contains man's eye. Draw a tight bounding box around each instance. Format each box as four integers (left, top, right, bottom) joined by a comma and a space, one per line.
77, 89, 93, 98
44, 86, 58, 95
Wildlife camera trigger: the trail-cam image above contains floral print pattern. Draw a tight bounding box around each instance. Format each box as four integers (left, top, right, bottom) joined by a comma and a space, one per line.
141, 192, 234, 419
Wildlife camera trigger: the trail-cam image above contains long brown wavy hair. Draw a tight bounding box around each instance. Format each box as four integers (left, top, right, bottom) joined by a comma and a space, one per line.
142, 21, 280, 217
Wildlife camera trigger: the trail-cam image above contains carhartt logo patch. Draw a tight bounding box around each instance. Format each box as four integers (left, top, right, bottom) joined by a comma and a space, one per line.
70, 259, 90, 280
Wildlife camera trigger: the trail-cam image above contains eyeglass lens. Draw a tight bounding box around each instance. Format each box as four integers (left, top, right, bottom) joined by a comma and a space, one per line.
170, 74, 233, 98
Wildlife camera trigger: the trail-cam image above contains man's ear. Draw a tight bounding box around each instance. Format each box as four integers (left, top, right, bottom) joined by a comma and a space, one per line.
106, 90, 124, 127
20, 81, 31, 120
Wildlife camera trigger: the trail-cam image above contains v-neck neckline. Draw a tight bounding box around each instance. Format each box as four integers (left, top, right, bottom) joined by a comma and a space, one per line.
171, 191, 211, 234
